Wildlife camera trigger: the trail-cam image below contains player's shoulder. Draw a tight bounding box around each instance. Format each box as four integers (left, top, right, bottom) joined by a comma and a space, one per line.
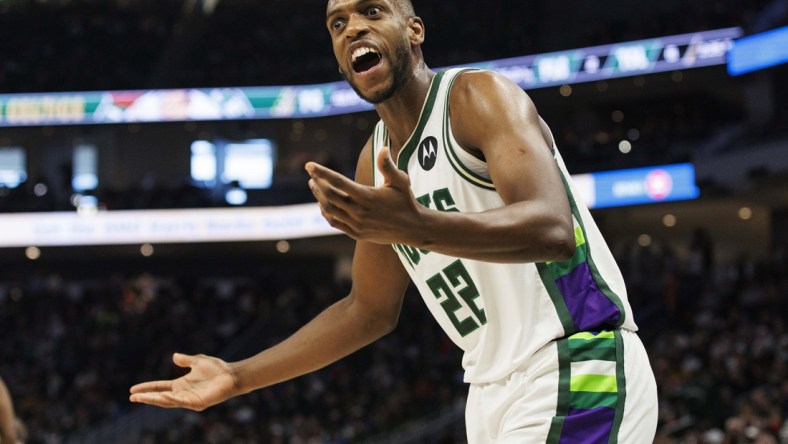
449, 69, 535, 123
451, 69, 527, 104
451, 69, 534, 117
448, 69, 541, 151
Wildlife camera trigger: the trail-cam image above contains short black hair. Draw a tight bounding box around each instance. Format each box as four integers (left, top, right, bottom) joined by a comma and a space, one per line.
395, 0, 415, 16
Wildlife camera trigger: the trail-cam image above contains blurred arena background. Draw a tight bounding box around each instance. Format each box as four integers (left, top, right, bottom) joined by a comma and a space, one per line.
0, 0, 785, 442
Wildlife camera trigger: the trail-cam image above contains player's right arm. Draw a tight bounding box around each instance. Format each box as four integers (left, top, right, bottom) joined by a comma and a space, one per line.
130, 140, 411, 411
231, 236, 409, 391
0, 377, 18, 444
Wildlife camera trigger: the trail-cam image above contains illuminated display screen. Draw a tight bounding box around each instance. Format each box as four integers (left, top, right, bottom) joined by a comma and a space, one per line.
0, 147, 26, 188
72, 144, 98, 191
190, 138, 275, 189
0, 27, 742, 127
575, 163, 700, 209
0, 163, 700, 247
728, 26, 788, 76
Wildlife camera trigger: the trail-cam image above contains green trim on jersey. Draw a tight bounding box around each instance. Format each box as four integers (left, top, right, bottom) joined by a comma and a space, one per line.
547, 338, 571, 443
561, 173, 627, 328
536, 263, 576, 334
443, 122, 496, 190
396, 70, 446, 171
586, 250, 627, 329
545, 226, 589, 278
441, 70, 497, 191
608, 331, 628, 444
373, 123, 389, 186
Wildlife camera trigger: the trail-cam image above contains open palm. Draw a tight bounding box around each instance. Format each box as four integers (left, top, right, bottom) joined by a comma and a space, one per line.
129, 353, 238, 411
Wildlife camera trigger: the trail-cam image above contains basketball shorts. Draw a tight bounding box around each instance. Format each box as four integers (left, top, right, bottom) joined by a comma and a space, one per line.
465, 329, 658, 443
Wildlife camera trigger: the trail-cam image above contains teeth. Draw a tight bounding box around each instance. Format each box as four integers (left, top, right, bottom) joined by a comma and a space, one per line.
352, 47, 379, 63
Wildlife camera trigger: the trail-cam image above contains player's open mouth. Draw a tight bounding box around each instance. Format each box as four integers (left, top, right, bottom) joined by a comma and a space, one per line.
351, 47, 382, 73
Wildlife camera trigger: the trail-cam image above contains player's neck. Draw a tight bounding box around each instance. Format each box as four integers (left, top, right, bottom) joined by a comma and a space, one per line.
375, 64, 435, 159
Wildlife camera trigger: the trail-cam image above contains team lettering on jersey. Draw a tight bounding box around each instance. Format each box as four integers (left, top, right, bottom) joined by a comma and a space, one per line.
394, 187, 458, 269
394, 187, 488, 337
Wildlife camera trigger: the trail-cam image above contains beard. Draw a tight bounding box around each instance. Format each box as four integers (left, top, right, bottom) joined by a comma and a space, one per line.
340, 38, 412, 104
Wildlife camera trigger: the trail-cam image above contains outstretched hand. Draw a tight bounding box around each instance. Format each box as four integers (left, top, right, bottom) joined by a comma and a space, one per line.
306, 147, 426, 245
129, 353, 239, 411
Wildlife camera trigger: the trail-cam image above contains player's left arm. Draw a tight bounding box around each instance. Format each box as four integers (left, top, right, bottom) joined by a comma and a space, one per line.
422, 69, 575, 262
307, 70, 574, 263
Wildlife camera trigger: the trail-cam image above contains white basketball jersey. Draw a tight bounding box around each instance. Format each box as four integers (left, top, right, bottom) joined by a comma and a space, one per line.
371, 68, 637, 383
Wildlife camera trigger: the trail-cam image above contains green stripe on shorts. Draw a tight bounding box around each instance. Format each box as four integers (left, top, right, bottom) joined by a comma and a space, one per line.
548, 330, 627, 444
570, 391, 619, 409
570, 347, 616, 362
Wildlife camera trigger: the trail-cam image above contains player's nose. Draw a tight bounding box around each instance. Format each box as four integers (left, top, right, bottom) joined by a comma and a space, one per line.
345, 13, 370, 39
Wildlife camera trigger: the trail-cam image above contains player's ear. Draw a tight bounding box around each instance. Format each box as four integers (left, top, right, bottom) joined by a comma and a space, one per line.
407, 16, 425, 46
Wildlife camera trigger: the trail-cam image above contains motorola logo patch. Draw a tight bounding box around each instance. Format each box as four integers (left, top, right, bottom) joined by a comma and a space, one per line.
418, 136, 439, 171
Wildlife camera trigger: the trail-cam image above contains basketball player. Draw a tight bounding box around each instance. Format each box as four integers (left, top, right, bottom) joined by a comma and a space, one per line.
130, 0, 659, 442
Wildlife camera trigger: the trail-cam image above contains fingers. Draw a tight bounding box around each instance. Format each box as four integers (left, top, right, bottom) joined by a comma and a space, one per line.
306, 162, 355, 205
315, 198, 361, 237
377, 146, 395, 172
172, 352, 195, 368
129, 380, 198, 410
129, 391, 188, 409
317, 207, 359, 238
130, 380, 175, 394
377, 147, 408, 189
309, 177, 353, 207
305, 162, 361, 197
306, 162, 367, 226
130, 353, 192, 395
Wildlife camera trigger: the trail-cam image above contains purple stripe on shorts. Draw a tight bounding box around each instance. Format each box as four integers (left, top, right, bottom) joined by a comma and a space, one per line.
559, 407, 616, 444
555, 262, 620, 331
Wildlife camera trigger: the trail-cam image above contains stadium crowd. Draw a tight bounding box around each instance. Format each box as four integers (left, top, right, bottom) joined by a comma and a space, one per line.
0, 235, 785, 443
0, 259, 467, 443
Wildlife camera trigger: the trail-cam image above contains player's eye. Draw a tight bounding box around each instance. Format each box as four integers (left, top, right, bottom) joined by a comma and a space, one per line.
331, 19, 345, 31
366, 6, 382, 17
